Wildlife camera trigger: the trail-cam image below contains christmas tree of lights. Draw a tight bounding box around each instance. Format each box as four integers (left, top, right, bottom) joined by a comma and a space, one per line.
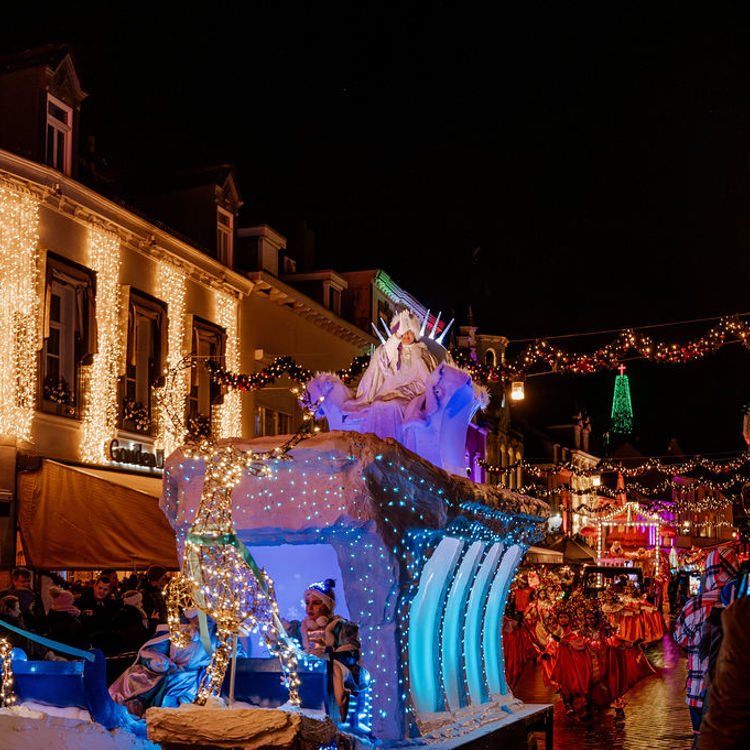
611, 364, 634, 436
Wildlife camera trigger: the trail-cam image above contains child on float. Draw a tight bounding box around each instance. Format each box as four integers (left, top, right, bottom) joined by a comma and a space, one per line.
283, 578, 362, 721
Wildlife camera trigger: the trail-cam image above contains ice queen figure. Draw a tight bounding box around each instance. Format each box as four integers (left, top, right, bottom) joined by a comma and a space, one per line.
338, 309, 438, 443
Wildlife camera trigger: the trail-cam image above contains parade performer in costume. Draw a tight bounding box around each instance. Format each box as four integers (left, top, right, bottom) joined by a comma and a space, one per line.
541, 605, 593, 718
334, 309, 438, 444
284, 578, 362, 721
109, 608, 215, 716
503, 575, 540, 689
674, 546, 738, 744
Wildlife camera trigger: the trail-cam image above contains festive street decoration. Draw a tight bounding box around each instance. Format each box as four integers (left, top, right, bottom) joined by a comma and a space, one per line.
80, 224, 122, 463
480, 450, 750, 479
155, 262, 189, 457
596, 501, 666, 575
0, 637, 16, 707
0, 177, 41, 443
610, 364, 634, 436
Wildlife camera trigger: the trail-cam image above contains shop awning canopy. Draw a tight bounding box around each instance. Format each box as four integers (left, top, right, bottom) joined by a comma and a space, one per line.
16, 459, 178, 570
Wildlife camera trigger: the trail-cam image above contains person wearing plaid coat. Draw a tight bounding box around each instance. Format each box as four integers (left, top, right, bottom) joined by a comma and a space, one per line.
674, 546, 738, 738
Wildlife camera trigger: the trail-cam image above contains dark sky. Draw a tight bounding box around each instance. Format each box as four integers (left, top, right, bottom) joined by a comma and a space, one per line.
4, 2, 750, 455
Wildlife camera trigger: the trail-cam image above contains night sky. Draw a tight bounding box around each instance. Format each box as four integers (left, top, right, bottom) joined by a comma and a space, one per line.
4, 3, 750, 456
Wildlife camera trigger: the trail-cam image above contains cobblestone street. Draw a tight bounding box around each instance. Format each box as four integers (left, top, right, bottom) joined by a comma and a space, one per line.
514, 637, 694, 750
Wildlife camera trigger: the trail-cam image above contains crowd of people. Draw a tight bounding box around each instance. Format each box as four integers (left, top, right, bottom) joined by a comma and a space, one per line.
0, 566, 365, 721
503, 567, 663, 723
0, 564, 169, 661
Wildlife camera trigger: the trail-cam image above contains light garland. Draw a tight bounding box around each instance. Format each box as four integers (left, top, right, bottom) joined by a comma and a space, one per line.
0, 637, 15, 707
80, 225, 122, 463
0, 178, 41, 443
156, 262, 189, 456
214, 291, 241, 439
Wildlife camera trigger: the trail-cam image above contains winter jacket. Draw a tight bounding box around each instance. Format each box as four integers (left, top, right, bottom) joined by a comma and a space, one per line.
697, 596, 750, 749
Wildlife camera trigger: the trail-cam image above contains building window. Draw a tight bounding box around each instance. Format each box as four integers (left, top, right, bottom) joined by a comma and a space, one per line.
41, 254, 96, 417
45, 94, 72, 175
188, 318, 226, 437
217, 207, 234, 265
328, 286, 342, 316
484, 349, 496, 367
121, 292, 167, 434
254, 406, 292, 437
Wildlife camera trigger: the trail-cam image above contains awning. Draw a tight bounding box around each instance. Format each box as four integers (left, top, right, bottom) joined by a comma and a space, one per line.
548, 537, 597, 562
525, 545, 565, 564
16, 459, 178, 570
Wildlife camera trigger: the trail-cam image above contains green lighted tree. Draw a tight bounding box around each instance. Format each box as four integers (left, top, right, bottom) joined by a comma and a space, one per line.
611, 364, 634, 436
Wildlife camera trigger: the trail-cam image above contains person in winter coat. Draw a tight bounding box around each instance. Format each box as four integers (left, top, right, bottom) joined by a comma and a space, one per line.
45, 587, 89, 653
284, 578, 362, 721
111, 590, 150, 655
696, 595, 750, 749
674, 546, 738, 744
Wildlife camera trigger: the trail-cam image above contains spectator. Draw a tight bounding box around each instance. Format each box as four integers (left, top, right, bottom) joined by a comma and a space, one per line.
102, 569, 121, 595
0, 566, 46, 633
111, 590, 150, 655
674, 546, 737, 744
697, 595, 750, 749
76, 575, 120, 655
138, 565, 169, 634
0, 594, 37, 656
46, 586, 89, 653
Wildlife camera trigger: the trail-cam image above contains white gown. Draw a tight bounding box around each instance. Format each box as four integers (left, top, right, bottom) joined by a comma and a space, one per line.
340, 339, 438, 444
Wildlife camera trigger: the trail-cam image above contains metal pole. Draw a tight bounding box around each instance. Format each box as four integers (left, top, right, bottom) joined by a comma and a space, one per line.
228, 634, 238, 708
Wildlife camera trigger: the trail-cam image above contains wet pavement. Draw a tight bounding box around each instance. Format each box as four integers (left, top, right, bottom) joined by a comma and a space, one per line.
514, 636, 694, 750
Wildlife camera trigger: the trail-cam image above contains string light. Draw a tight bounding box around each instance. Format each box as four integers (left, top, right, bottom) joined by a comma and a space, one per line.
155, 262, 189, 457
80, 225, 122, 463
0, 638, 15, 707
214, 291, 242, 439
0, 177, 41, 443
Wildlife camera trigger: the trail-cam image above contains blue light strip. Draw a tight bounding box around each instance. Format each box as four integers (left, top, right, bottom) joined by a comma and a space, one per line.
464, 541, 503, 705
408, 536, 463, 714
483, 544, 523, 696
441, 540, 484, 711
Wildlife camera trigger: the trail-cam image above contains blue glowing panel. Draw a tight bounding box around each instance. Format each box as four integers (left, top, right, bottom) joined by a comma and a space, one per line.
483, 544, 523, 696
408, 536, 464, 714
464, 542, 503, 706
441, 540, 484, 712
246, 544, 349, 657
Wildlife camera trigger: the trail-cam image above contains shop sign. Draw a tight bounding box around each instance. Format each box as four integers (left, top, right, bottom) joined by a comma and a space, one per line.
108, 439, 164, 469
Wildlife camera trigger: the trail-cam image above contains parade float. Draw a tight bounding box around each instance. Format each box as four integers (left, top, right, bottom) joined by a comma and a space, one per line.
0, 309, 551, 748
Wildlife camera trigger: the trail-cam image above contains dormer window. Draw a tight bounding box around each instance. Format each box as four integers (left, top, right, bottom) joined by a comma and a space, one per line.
45, 94, 72, 175
217, 206, 234, 265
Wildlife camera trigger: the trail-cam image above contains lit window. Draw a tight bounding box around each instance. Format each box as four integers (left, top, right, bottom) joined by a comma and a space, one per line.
254, 406, 292, 437
216, 207, 234, 265
188, 318, 226, 437
41, 254, 96, 416
45, 94, 72, 175
122, 292, 166, 434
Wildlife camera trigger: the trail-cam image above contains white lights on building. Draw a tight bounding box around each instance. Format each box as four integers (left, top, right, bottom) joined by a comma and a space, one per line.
0, 178, 41, 443
80, 225, 122, 464
214, 291, 242, 438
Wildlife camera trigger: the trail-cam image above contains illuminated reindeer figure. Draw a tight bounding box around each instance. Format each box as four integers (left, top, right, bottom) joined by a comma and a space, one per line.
157, 356, 319, 704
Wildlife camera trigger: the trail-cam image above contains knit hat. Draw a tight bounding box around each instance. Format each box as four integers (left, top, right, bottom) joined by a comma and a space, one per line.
49, 586, 80, 616
305, 578, 336, 612
147, 565, 167, 583
122, 590, 143, 608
